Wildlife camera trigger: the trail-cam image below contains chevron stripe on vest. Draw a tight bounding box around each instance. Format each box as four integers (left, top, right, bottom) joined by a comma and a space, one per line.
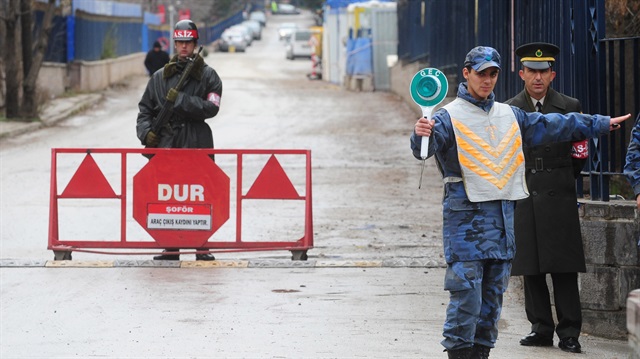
445, 98, 529, 202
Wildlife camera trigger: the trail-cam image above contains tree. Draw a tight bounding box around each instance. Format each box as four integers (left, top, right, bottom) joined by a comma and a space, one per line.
3, 0, 20, 119
1, 0, 56, 120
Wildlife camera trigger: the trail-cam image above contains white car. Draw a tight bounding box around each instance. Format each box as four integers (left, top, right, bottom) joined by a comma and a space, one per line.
275, 4, 300, 15
229, 24, 253, 46
285, 29, 313, 60
249, 11, 266, 27
278, 22, 297, 41
218, 29, 247, 52
242, 20, 262, 40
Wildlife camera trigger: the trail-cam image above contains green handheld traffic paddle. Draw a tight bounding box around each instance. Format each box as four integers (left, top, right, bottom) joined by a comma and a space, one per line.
409, 68, 448, 188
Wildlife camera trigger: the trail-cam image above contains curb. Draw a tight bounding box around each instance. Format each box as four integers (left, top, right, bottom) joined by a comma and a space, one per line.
0, 93, 103, 140
0, 122, 42, 140
41, 93, 103, 127
0, 258, 447, 268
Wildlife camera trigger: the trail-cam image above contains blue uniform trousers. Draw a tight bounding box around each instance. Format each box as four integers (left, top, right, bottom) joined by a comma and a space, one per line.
441, 259, 511, 350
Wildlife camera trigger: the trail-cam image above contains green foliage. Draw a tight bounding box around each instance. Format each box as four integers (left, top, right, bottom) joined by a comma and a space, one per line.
101, 26, 117, 60
610, 174, 634, 200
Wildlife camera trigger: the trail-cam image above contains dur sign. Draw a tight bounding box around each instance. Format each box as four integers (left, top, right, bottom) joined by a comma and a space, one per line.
158, 184, 205, 201
133, 151, 230, 248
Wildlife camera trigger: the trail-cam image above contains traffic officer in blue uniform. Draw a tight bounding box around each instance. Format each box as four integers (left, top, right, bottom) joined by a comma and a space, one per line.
505, 42, 586, 354
410, 46, 630, 359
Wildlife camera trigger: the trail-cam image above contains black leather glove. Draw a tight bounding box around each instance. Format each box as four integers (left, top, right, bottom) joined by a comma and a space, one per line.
145, 130, 159, 147
166, 88, 179, 102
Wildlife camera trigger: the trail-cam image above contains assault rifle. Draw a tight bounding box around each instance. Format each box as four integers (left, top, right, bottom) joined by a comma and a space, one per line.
147, 45, 203, 147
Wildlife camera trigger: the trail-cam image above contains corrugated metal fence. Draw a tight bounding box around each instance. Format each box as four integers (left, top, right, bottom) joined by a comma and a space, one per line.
36, 1, 248, 62
397, 0, 639, 201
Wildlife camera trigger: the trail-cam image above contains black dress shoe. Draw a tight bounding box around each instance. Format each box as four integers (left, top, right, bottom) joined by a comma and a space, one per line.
559, 337, 581, 353
195, 253, 216, 261
153, 250, 179, 261
519, 332, 553, 346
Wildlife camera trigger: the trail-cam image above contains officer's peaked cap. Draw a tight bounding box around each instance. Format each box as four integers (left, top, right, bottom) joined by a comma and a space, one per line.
516, 42, 559, 70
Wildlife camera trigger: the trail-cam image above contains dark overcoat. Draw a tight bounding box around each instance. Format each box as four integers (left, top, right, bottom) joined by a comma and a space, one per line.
506, 88, 587, 275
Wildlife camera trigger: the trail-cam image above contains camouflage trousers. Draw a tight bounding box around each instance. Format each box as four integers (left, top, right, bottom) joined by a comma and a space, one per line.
441, 259, 511, 350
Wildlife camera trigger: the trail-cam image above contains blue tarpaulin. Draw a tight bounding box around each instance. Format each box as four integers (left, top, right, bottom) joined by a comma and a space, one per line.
346, 37, 372, 76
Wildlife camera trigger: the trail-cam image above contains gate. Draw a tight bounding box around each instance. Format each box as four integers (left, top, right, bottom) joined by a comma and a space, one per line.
48, 148, 313, 260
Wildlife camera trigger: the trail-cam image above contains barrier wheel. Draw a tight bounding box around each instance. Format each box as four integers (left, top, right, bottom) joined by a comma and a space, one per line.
53, 251, 72, 261
291, 250, 308, 261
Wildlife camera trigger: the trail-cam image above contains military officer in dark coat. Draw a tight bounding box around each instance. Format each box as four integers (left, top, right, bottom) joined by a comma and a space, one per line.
505, 42, 586, 354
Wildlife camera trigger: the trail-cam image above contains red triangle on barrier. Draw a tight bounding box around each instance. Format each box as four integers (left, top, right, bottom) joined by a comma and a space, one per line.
245, 155, 300, 199
60, 154, 117, 198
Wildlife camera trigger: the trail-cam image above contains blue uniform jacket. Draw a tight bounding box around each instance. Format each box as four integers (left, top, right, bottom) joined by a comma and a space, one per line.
410, 83, 611, 264
624, 115, 640, 197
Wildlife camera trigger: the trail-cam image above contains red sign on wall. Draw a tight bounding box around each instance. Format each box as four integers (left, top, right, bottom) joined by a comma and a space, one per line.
133, 151, 230, 248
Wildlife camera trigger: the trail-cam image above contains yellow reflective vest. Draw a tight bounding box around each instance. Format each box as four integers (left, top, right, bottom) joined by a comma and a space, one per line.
444, 98, 529, 202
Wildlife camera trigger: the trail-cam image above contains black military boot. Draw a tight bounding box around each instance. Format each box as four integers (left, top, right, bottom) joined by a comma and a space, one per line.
446, 347, 473, 359
153, 249, 180, 260
470, 344, 491, 359
195, 250, 215, 261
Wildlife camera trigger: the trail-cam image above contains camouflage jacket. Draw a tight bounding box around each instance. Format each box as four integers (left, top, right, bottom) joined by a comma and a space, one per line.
410, 83, 611, 263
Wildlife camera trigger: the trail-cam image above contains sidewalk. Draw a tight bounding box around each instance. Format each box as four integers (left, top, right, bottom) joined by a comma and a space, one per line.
0, 93, 103, 140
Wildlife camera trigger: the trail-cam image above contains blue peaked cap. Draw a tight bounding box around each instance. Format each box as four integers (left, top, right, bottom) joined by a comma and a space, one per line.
464, 46, 501, 71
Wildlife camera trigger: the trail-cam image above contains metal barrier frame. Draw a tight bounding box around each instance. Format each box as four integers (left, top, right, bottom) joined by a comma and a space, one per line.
48, 148, 313, 260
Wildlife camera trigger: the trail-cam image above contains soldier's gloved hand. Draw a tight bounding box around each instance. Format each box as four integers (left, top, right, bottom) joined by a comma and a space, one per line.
145, 130, 159, 147
166, 88, 179, 102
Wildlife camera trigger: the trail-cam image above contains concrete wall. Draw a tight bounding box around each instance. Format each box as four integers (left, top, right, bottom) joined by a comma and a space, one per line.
37, 62, 68, 100
388, 60, 640, 341
40, 53, 146, 97
68, 53, 147, 92
389, 60, 425, 116
6, 54, 144, 110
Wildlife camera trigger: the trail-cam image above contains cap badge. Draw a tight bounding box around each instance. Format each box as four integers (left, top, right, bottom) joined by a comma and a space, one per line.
535, 49, 543, 57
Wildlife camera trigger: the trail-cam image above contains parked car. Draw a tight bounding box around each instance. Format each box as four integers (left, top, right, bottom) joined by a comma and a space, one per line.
275, 4, 300, 15
249, 11, 266, 27
278, 22, 297, 41
218, 29, 247, 52
229, 24, 253, 46
285, 29, 313, 60
242, 19, 262, 40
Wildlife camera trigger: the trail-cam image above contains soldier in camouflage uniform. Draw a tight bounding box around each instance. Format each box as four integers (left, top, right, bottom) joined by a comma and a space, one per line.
410, 46, 630, 359
624, 114, 640, 210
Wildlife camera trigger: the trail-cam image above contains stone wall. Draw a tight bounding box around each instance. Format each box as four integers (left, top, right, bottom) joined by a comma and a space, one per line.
628, 289, 640, 355
579, 200, 640, 339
